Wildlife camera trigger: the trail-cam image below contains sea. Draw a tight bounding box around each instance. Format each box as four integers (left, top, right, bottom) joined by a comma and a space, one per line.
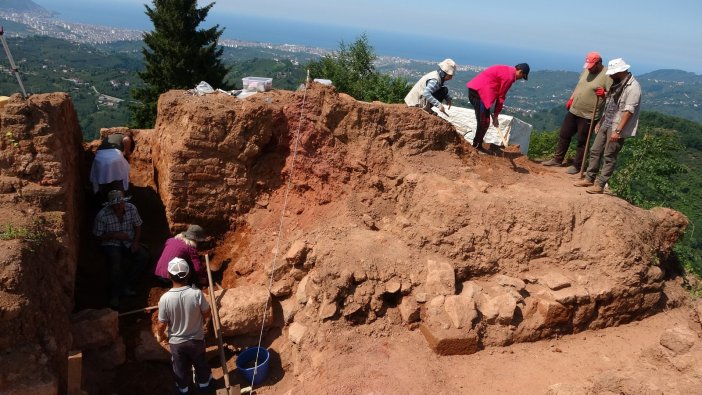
33, 1, 662, 73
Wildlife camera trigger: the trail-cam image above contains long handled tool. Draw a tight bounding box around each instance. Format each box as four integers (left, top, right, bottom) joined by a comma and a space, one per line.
118, 305, 158, 317
578, 96, 601, 178
205, 255, 240, 395
0, 26, 28, 99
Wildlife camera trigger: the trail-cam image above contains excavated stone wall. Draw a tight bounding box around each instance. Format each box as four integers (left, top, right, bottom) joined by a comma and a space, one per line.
0, 93, 83, 393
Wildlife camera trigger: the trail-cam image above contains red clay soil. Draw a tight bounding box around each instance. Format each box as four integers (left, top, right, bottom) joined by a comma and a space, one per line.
2, 86, 700, 395
124, 84, 698, 394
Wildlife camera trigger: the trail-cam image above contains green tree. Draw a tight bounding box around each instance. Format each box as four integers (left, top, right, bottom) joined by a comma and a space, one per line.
308, 34, 410, 103
610, 130, 688, 208
130, 0, 231, 128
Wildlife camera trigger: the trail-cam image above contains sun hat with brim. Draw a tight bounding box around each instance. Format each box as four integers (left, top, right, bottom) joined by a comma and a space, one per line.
183, 224, 206, 242
167, 257, 190, 279
438, 59, 457, 76
606, 58, 631, 75
103, 190, 131, 206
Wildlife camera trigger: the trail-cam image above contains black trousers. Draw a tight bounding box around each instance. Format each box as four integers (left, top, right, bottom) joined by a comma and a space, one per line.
468, 88, 491, 148
553, 111, 593, 168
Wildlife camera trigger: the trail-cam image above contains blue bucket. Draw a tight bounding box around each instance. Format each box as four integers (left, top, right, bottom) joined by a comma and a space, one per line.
235, 347, 270, 385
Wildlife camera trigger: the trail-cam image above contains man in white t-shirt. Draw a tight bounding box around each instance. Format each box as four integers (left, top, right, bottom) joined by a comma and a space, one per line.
156, 258, 212, 394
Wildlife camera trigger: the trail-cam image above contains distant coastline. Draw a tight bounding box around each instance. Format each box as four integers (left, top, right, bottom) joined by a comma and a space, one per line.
24, 1, 700, 74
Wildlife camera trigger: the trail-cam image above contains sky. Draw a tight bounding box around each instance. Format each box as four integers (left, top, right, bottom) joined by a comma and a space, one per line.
32, 0, 702, 74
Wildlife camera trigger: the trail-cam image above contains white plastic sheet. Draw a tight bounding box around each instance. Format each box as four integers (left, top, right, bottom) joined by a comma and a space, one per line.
434, 106, 533, 154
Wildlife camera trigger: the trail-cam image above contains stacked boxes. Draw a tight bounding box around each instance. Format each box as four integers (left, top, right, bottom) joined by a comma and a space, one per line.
242, 77, 273, 92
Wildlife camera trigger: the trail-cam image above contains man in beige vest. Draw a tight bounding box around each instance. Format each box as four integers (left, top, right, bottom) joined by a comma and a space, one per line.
404, 59, 456, 115
542, 51, 612, 174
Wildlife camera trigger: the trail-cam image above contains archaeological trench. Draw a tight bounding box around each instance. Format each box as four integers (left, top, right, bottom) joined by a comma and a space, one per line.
0, 85, 692, 394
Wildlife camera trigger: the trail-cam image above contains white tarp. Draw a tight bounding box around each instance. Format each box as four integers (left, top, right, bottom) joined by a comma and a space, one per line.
434, 106, 533, 154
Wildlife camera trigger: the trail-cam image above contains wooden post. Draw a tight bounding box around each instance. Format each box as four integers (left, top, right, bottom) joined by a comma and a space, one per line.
67, 350, 82, 395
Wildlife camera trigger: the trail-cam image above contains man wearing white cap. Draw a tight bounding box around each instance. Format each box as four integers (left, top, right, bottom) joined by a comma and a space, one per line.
156, 257, 212, 394
574, 58, 642, 194
404, 58, 456, 115
542, 51, 612, 174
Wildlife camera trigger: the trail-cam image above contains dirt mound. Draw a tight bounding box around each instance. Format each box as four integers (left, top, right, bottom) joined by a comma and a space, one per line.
142, 83, 688, 353
0, 84, 694, 394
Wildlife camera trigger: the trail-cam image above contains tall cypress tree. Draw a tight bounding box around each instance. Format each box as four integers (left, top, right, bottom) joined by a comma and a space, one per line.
130, 0, 231, 128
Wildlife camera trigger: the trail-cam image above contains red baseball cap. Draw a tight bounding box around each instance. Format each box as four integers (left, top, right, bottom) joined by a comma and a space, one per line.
583, 51, 602, 69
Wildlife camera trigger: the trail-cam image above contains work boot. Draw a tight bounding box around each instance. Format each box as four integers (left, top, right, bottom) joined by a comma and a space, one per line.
541, 158, 562, 166
565, 166, 579, 175
573, 179, 594, 187
586, 183, 604, 194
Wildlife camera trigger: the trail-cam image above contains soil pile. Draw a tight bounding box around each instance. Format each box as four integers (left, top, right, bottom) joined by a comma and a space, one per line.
139, 83, 693, 392
0, 84, 698, 394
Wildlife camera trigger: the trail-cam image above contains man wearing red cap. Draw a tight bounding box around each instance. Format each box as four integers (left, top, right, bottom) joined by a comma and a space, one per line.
542, 52, 612, 173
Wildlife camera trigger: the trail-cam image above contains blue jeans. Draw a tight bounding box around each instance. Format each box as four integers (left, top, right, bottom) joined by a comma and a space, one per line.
101, 244, 148, 299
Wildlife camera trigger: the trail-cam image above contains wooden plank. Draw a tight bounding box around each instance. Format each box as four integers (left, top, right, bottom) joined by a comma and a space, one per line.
67, 350, 82, 395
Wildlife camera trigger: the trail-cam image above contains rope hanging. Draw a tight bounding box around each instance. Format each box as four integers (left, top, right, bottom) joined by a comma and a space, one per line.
250, 78, 310, 389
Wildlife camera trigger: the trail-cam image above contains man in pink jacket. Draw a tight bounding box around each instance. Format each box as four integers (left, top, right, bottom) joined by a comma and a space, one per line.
466, 63, 529, 152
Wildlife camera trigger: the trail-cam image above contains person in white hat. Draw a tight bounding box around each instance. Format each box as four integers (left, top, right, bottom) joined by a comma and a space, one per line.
574, 58, 642, 194
404, 58, 456, 115
93, 190, 148, 308
156, 257, 213, 394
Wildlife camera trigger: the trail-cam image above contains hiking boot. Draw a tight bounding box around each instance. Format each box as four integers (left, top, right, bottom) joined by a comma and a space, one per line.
586, 184, 604, 194
541, 158, 562, 166
565, 166, 579, 175
573, 179, 594, 187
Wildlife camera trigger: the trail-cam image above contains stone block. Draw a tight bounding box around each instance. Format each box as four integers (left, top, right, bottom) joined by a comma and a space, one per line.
660, 326, 698, 355
398, 296, 420, 324
425, 260, 455, 297
494, 274, 526, 292
443, 295, 478, 329
540, 272, 571, 290
288, 322, 307, 345
217, 286, 274, 336
83, 336, 126, 370
134, 329, 170, 362
285, 240, 309, 266
70, 309, 119, 351
419, 323, 479, 355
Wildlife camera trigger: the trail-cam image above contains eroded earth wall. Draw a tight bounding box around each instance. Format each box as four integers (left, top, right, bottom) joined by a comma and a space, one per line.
0, 93, 83, 393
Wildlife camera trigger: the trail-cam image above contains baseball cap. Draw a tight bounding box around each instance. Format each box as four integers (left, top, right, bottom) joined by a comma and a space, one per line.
515, 63, 530, 80
167, 257, 190, 279
583, 51, 602, 69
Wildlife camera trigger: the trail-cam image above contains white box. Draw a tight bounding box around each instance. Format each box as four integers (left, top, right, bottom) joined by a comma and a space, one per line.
242, 77, 272, 92
313, 78, 332, 86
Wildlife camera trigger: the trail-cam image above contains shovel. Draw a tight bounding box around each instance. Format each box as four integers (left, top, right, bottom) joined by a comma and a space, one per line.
205, 254, 241, 395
